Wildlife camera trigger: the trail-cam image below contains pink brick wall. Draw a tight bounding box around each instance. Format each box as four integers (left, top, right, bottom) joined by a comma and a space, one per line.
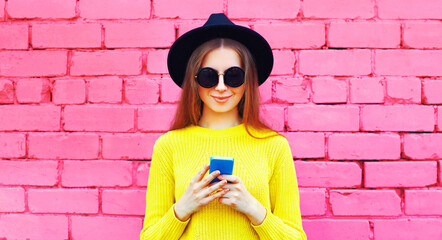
1, 1, 442, 239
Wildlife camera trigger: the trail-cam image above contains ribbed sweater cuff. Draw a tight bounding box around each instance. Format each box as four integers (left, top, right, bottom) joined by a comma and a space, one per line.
251, 208, 281, 238
163, 204, 190, 235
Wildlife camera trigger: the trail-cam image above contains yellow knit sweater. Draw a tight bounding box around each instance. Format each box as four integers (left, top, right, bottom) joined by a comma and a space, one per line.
140, 123, 307, 240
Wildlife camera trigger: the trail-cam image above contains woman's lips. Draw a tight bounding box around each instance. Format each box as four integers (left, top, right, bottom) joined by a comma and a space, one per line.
212, 96, 231, 103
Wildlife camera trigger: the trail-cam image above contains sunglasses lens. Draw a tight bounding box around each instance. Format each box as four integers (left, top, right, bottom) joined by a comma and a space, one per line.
197, 68, 218, 88
196, 67, 245, 88
224, 67, 245, 87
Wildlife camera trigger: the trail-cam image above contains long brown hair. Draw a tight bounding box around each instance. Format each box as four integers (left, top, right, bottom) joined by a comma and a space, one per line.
169, 38, 280, 139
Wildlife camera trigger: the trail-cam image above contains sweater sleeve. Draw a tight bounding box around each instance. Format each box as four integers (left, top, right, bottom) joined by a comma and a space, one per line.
251, 137, 307, 240
140, 134, 190, 240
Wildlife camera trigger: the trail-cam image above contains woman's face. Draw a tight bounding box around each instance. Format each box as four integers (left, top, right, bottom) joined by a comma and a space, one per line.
197, 47, 246, 114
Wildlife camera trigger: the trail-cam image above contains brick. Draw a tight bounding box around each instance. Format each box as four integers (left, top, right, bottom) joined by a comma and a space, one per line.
329, 21, 400, 48
378, 0, 442, 19
303, 220, 370, 240
374, 219, 442, 240
178, 21, 205, 37
295, 161, 361, 188
304, 0, 374, 19
311, 77, 347, 103
0, 79, 14, 103
154, 0, 223, 18
32, 23, 101, 48
0, 50, 67, 77
160, 76, 183, 103
269, 75, 312, 91
28, 189, 98, 214
375, 50, 442, 76
404, 134, 442, 159
80, 0, 150, 19
405, 190, 442, 215
329, 133, 401, 160
287, 105, 359, 131
439, 108, 442, 132
29, 133, 99, 159
62, 160, 132, 187
105, 22, 174, 48
299, 50, 371, 76
102, 133, 161, 159
365, 161, 437, 188
71, 216, 142, 240
386, 77, 421, 103
52, 79, 86, 104
258, 76, 272, 103
272, 50, 295, 75
0, 23, 28, 49
71, 50, 142, 76
0, 133, 26, 158
404, 22, 442, 48
102, 189, 146, 215
440, 160, 442, 184
124, 77, 159, 104
0, 214, 68, 240
88, 76, 122, 103
64, 105, 134, 132
423, 80, 442, 104
0, 187, 25, 212
273, 76, 308, 105
259, 105, 285, 132
0, 160, 58, 186
136, 161, 150, 186
8, 0, 76, 19
299, 188, 326, 216
0, 0, 4, 18
361, 105, 434, 132
0, 105, 60, 131
147, 49, 168, 74
282, 132, 325, 159
330, 190, 401, 216
349, 77, 384, 103
229, 0, 300, 19
16, 78, 51, 103
254, 23, 325, 49
138, 105, 177, 132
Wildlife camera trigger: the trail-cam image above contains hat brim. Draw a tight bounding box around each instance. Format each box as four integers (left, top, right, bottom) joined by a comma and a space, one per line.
167, 24, 273, 88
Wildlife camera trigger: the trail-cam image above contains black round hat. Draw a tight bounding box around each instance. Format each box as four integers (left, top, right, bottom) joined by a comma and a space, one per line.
167, 13, 273, 88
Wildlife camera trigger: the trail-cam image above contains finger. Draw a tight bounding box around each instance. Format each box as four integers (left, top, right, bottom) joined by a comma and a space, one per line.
219, 182, 244, 196
218, 183, 235, 191
218, 195, 231, 205
202, 189, 229, 205
204, 180, 227, 195
200, 169, 221, 187
218, 189, 232, 198
218, 174, 240, 183
192, 164, 210, 183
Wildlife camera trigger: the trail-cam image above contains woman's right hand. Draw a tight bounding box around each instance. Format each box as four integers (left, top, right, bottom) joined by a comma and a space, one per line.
174, 164, 229, 222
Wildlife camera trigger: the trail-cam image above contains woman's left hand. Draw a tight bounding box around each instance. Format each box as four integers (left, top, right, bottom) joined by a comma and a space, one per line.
217, 175, 267, 225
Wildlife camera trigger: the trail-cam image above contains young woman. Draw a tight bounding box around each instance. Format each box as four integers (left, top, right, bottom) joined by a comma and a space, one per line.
140, 13, 307, 240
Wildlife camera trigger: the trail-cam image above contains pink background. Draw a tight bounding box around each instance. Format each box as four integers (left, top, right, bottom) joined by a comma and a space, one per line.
1, 0, 442, 239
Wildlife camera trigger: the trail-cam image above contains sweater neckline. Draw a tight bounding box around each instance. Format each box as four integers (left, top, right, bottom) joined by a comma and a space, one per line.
187, 123, 247, 137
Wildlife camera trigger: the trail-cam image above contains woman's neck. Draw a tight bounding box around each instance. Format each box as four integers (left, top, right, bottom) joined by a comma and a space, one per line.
198, 108, 243, 129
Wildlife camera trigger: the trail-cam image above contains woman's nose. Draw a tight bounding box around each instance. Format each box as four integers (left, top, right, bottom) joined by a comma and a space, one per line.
215, 74, 227, 91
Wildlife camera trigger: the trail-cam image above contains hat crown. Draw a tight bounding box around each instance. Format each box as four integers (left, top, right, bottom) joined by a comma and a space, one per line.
168, 13, 273, 88
203, 13, 235, 27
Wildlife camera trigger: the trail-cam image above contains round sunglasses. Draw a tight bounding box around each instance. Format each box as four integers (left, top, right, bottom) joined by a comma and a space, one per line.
195, 66, 245, 88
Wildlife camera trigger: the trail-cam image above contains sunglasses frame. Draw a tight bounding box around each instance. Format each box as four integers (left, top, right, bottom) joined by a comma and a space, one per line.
194, 66, 245, 88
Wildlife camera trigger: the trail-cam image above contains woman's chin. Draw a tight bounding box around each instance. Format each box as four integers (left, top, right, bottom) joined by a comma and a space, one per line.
204, 105, 236, 114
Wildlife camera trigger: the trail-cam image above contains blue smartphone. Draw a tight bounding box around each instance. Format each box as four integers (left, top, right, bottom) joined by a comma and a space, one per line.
209, 156, 234, 184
